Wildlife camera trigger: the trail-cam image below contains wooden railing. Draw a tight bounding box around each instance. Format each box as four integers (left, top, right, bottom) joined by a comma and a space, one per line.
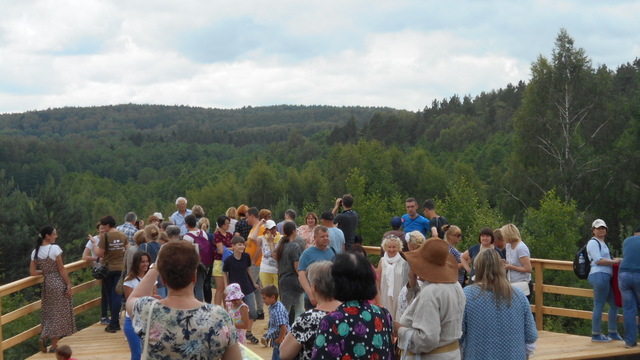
362, 246, 615, 331
0, 252, 619, 359
0, 260, 100, 360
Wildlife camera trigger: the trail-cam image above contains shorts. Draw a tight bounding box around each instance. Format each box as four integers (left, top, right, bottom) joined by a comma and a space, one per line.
213, 260, 224, 277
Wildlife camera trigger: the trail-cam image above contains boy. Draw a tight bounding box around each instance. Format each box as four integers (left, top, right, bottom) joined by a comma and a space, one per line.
261, 285, 289, 360
55, 345, 78, 360
223, 236, 260, 343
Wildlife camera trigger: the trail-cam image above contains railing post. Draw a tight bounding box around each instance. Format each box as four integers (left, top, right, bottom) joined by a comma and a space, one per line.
1, 298, 4, 360
534, 261, 544, 330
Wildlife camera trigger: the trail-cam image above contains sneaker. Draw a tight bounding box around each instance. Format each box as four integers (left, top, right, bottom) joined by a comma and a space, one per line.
591, 334, 611, 342
260, 337, 268, 347
246, 332, 259, 344
256, 312, 265, 320
105, 325, 121, 333
608, 333, 623, 341
100, 317, 110, 325
625, 342, 637, 348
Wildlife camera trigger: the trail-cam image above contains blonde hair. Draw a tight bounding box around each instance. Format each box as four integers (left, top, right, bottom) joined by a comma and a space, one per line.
500, 224, 521, 244
381, 235, 403, 252
226, 207, 237, 219
407, 231, 426, 248
144, 224, 160, 242
473, 249, 513, 308
133, 230, 146, 246
444, 225, 461, 242
192, 205, 205, 218
198, 217, 210, 232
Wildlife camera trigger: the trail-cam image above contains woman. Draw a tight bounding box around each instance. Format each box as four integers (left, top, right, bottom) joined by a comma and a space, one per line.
444, 225, 466, 287
585, 219, 622, 342
275, 221, 305, 325
225, 207, 238, 235
124, 230, 146, 281
297, 212, 319, 248
30, 226, 77, 353
235, 204, 251, 240
395, 238, 464, 360
83, 222, 110, 325
460, 227, 500, 284
140, 224, 165, 298
123, 251, 155, 360
198, 217, 215, 304
280, 261, 340, 360
461, 249, 537, 359
214, 215, 234, 306
501, 224, 533, 301
312, 252, 394, 360
377, 235, 409, 320
147, 214, 162, 227
126, 241, 240, 359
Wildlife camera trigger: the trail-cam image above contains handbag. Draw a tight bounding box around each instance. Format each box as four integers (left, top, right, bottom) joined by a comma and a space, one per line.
115, 270, 126, 295
92, 259, 109, 280
511, 281, 531, 296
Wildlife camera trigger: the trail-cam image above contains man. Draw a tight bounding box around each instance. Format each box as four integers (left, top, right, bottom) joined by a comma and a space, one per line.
332, 194, 359, 250
170, 197, 192, 236
298, 226, 336, 309
423, 199, 449, 239
402, 197, 436, 238
618, 226, 640, 348
94, 215, 127, 333
116, 212, 137, 245
246, 207, 266, 320
165, 225, 181, 242
183, 214, 211, 302
277, 209, 297, 235
321, 210, 345, 254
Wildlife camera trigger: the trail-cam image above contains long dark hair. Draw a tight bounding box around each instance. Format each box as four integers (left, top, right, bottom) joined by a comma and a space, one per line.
34, 225, 55, 260
125, 251, 151, 281
275, 221, 297, 262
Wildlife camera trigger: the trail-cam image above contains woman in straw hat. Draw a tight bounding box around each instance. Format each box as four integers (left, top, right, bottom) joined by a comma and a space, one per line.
461, 248, 537, 359
395, 238, 465, 360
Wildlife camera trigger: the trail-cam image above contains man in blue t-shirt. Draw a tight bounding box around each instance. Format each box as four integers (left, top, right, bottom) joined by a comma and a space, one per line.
297, 226, 336, 309
401, 197, 437, 237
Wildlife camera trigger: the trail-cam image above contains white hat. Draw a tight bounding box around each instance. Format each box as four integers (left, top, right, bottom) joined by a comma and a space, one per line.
592, 219, 607, 229
265, 220, 277, 230
153, 212, 164, 220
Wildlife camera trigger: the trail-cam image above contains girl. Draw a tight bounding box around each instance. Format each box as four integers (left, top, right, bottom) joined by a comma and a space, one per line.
225, 283, 250, 345
123, 251, 155, 360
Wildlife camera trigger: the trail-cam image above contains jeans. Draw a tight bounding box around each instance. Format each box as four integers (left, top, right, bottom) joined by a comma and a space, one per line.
271, 343, 281, 360
588, 272, 618, 334
101, 280, 110, 318
104, 271, 123, 328
194, 264, 206, 301
203, 264, 213, 303
619, 272, 640, 345
124, 317, 141, 360
244, 290, 258, 320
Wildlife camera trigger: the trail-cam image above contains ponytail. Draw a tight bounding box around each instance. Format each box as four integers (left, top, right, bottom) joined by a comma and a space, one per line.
35, 225, 55, 260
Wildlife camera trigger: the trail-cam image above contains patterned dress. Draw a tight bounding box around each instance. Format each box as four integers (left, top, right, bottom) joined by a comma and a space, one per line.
291, 309, 328, 360
133, 296, 237, 359
312, 300, 393, 360
227, 303, 248, 345
33, 245, 77, 339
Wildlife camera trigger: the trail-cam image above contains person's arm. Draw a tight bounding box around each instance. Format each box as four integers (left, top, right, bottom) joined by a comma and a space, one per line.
55, 253, 72, 298
82, 246, 97, 262
29, 259, 41, 276
460, 250, 472, 273
95, 233, 106, 258
430, 226, 438, 238
126, 267, 159, 317
247, 263, 259, 289
280, 333, 302, 360
222, 343, 242, 360
223, 272, 229, 289
215, 232, 225, 255
505, 256, 533, 273
332, 198, 341, 216
124, 284, 133, 301
275, 323, 287, 344
298, 269, 315, 305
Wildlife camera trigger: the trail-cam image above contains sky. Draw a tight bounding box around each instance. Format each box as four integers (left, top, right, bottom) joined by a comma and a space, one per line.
0, 0, 638, 114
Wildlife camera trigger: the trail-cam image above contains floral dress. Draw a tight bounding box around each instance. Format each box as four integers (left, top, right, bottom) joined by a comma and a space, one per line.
133, 297, 237, 359
227, 303, 248, 345
291, 309, 328, 360
312, 300, 393, 360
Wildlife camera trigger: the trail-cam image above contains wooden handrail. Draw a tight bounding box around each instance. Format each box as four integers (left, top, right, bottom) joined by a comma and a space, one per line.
0, 260, 100, 360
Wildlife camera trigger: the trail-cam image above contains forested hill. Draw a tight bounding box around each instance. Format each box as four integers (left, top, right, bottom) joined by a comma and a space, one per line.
0, 104, 393, 143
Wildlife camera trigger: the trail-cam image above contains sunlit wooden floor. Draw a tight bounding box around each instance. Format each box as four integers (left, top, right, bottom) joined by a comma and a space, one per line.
26, 322, 640, 360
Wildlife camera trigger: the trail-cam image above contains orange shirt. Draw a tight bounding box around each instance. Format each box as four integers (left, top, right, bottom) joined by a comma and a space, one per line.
246, 224, 265, 266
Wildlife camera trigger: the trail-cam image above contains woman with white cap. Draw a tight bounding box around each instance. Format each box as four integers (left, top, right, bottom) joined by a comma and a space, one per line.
587, 218, 623, 342
395, 238, 465, 360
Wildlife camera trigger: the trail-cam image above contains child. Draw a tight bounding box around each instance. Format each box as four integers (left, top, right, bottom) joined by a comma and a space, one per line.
55, 345, 78, 360
223, 236, 260, 344
224, 283, 250, 345
261, 285, 289, 360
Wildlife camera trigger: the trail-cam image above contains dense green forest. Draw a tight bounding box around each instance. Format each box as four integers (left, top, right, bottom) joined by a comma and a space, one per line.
1, 28, 639, 319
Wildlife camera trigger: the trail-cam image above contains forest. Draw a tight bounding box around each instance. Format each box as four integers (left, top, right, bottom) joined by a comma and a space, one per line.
1, 28, 639, 324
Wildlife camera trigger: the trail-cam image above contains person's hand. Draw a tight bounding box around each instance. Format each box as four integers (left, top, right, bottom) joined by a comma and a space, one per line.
614, 258, 622, 264
276, 336, 284, 344
64, 286, 72, 298
259, 219, 266, 225
393, 321, 403, 336
335, 198, 342, 206
254, 282, 260, 289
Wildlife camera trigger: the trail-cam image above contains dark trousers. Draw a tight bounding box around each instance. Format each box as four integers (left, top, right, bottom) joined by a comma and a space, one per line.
203, 265, 213, 304
101, 280, 110, 318
104, 270, 122, 328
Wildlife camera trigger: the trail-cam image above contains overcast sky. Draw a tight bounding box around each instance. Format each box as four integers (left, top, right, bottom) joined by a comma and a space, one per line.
1, 0, 638, 114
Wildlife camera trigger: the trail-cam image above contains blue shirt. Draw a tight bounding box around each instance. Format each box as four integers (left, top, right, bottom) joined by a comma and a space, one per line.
401, 214, 432, 236
620, 235, 640, 273
265, 301, 289, 341
298, 246, 336, 272
327, 227, 345, 254
587, 238, 612, 275
116, 222, 137, 245
171, 209, 192, 236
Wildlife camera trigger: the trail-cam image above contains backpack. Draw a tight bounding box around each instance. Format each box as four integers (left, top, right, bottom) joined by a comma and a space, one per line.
573, 239, 601, 279
432, 216, 450, 239
185, 230, 215, 267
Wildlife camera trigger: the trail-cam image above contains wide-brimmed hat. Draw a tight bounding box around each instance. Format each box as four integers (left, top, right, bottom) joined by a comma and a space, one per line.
225, 283, 245, 301
401, 238, 458, 283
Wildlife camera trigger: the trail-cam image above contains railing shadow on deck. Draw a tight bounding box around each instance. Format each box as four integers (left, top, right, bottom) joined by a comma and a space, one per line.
0, 249, 620, 360
0, 260, 99, 360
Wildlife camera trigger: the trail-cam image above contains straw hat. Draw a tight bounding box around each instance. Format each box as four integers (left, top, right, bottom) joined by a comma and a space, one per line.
225, 283, 245, 301
401, 238, 458, 283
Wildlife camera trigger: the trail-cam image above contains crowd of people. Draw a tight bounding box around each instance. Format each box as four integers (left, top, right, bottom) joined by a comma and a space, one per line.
29, 194, 640, 359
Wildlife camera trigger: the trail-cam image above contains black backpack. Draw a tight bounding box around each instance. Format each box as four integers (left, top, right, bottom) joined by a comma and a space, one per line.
573, 239, 600, 279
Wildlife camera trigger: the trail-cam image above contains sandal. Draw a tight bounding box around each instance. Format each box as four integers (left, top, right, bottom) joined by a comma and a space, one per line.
38, 338, 46, 353
48, 346, 57, 353
246, 332, 259, 344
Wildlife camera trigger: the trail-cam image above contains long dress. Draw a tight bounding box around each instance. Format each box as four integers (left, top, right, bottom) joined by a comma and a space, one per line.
35, 245, 77, 339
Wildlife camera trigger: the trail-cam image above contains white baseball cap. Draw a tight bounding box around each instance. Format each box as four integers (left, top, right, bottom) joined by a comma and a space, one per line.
592, 219, 607, 229
265, 220, 277, 229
